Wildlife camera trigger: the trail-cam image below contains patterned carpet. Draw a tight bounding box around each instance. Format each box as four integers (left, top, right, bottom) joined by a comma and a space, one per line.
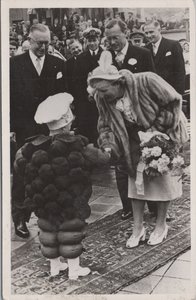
11, 175, 190, 295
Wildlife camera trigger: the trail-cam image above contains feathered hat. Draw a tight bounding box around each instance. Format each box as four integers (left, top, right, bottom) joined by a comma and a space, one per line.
88, 51, 122, 87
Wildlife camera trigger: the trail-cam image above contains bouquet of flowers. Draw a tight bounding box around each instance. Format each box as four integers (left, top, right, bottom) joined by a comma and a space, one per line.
139, 131, 185, 177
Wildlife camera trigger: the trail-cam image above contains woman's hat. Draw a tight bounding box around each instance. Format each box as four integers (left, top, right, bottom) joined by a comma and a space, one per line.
88, 51, 122, 85
34, 93, 74, 130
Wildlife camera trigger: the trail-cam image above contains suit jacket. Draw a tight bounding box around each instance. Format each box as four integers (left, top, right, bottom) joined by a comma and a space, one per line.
72, 47, 103, 143
110, 43, 156, 73
10, 51, 68, 146
73, 47, 103, 100
146, 37, 185, 95
66, 55, 78, 98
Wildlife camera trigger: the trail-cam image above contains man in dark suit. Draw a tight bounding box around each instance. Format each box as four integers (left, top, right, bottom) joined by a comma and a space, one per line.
66, 39, 83, 129
66, 39, 83, 97
73, 28, 103, 145
10, 24, 68, 238
144, 20, 185, 95
105, 19, 156, 220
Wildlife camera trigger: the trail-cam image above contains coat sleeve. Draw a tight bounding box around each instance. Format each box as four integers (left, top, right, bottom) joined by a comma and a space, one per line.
96, 97, 121, 160
171, 41, 186, 95
145, 72, 188, 143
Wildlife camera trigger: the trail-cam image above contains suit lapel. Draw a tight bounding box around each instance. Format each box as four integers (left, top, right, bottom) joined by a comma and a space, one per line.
24, 51, 39, 78
154, 38, 167, 64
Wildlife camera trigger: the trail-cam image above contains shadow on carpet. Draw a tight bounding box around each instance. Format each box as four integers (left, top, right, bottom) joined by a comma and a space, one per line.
11, 179, 190, 295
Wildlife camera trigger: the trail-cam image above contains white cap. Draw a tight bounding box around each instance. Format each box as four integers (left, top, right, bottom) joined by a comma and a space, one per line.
83, 27, 101, 39
34, 92, 74, 130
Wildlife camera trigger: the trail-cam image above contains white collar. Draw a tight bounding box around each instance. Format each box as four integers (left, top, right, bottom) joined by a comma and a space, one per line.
89, 48, 99, 56
115, 40, 129, 56
153, 36, 162, 49
29, 50, 45, 69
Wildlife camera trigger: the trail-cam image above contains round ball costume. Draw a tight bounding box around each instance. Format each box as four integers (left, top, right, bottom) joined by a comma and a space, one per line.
13, 93, 110, 277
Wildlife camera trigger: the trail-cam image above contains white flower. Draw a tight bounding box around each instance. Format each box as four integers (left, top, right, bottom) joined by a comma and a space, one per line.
157, 156, 170, 174
128, 58, 137, 65
161, 154, 170, 164
172, 155, 184, 167
151, 146, 162, 157
157, 164, 169, 174
149, 159, 158, 169
142, 147, 151, 158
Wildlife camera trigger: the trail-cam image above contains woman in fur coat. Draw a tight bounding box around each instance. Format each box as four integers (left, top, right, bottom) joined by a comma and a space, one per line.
87, 51, 188, 248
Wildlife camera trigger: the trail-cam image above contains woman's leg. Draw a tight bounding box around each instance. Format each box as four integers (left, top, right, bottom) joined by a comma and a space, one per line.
153, 200, 170, 235
131, 198, 145, 236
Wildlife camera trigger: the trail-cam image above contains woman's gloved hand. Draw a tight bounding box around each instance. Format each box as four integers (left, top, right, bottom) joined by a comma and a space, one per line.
138, 131, 169, 145
83, 144, 111, 166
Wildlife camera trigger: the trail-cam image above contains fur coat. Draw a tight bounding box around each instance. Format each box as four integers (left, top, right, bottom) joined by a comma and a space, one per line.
96, 70, 188, 177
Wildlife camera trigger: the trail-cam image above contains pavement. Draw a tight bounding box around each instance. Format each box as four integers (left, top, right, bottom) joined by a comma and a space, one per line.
11, 165, 192, 295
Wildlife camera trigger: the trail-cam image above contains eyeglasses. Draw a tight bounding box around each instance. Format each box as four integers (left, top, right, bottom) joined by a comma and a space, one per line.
30, 37, 49, 47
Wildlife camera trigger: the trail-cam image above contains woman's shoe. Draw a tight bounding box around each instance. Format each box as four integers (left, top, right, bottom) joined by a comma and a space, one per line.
147, 225, 169, 246
126, 227, 146, 248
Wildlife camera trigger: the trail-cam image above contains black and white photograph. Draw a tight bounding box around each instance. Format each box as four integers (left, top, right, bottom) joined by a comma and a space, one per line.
1, 0, 195, 299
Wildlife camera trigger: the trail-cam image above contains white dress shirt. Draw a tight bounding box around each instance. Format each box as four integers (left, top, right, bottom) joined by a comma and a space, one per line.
89, 48, 99, 56
152, 37, 162, 55
29, 50, 45, 74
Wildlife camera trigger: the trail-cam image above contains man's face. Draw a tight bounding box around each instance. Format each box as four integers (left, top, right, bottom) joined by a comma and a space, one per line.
131, 37, 143, 47
30, 30, 50, 57
144, 24, 161, 44
69, 42, 82, 56
10, 44, 17, 57
87, 37, 99, 51
105, 24, 127, 53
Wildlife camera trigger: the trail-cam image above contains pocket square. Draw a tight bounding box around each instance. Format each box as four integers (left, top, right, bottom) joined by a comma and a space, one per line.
56, 71, 63, 79
165, 51, 172, 56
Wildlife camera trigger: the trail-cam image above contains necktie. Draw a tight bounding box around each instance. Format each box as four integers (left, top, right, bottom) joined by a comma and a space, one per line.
152, 44, 157, 56
115, 52, 124, 68
35, 57, 42, 75
92, 51, 96, 57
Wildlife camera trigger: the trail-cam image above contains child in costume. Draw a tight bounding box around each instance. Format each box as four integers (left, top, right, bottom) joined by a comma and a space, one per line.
13, 92, 110, 279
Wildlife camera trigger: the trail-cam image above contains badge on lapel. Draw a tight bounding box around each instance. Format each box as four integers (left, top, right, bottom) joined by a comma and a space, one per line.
165, 51, 172, 57
128, 58, 137, 65
56, 71, 63, 79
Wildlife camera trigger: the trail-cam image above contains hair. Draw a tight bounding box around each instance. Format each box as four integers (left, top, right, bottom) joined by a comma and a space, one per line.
90, 76, 125, 89
143, 20, 161, 30
69, 38, 81, 47
105, 18, 127, 33
29, 23, 50, 38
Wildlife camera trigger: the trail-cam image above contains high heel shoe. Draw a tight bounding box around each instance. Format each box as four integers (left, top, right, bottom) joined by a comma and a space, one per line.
147, 225, 169, 246
126, 227, 146, 248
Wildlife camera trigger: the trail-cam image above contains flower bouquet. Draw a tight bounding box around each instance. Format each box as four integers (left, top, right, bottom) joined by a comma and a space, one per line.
139, 131, 185, 177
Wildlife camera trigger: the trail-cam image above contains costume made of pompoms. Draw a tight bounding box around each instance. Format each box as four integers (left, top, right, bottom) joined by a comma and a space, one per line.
14, 133, 110, 259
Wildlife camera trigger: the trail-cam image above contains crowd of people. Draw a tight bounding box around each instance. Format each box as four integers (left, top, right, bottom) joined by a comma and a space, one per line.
10, 15, 189, 279
10, 12, 190, 62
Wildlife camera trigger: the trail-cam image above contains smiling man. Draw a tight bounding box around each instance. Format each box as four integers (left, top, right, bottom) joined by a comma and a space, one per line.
105, 19, 155, 73
10, 23, 68, 238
